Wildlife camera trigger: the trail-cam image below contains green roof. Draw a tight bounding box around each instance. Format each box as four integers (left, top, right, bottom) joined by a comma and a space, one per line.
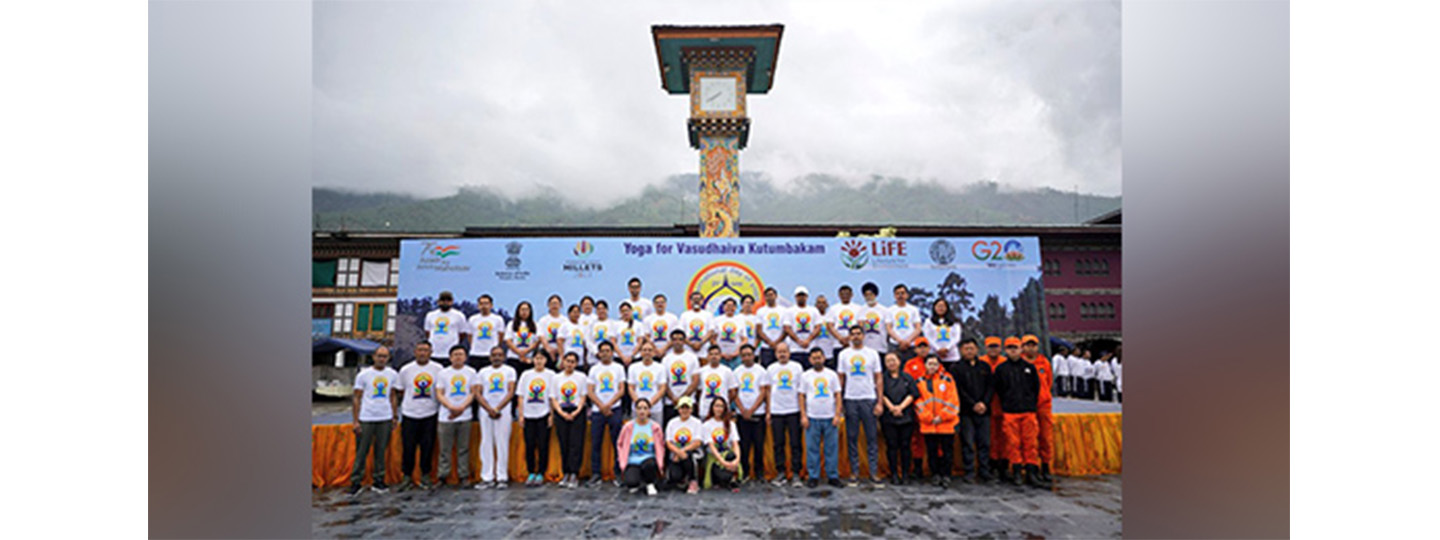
652, 25, 784, 95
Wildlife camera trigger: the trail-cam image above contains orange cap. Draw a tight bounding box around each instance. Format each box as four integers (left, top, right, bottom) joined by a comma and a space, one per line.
1022, 334, 1040, 345
913, 337, 930, 348
984, 336, 1002, 346
1004, 337, 1022, 347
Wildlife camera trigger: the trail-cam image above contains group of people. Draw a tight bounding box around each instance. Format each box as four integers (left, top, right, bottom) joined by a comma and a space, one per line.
1051, 345, 1123, 403
346, 277, 1106, 496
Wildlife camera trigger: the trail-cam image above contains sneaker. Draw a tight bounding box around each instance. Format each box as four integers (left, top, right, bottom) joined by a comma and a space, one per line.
805, 479, 819, 489
790, 477, 805, 488
687, 481, 699, 494
828, 478, 844, 488
371, 480, 389, 494
645, 484, 658, 496
395, 479, 414, 492
474, 481, 491, 490
346, 483, 364, 497
612, 479, 622, 488
870, 476, 885, 488
847, 476, 859, 488
494, 481, 508, 490
420, 479, 437, 491
629, 486, 640, 494
771, 476, 787, 488
586, 476, 603, 488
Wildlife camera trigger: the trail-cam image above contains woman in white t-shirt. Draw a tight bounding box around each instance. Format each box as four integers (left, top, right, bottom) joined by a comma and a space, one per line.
516, 349, 554, 487
922, 298, 963, 365
701, 396, 743, 491
506, 301, 540, 372
663, 396, 704, 494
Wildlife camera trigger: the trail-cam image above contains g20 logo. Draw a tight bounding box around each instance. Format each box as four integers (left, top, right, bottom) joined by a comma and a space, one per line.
971, 240, 1026, 262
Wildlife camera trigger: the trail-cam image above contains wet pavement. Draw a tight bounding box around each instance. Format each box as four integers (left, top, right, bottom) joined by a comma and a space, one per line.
312, 474, 1121, 538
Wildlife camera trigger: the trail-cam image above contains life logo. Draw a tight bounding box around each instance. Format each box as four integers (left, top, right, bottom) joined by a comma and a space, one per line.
564, 240, 603, 276
839, 240, 869, 270
840, 239, 908, 270
527, 379, 546, 402
686, 261, 764, 317
412, 373, 433, 398
560, 381, 579, 404
972, 239, 1026, 262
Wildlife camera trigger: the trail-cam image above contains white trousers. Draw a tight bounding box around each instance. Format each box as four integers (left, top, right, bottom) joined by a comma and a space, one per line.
478, 411, 513, 482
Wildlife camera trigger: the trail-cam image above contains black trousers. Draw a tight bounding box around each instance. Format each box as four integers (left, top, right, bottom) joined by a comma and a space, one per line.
1101, 381, 1116, 402
958, 414, 991, 476
665, 453, 698, 488
589, 409, 624, 479
880, 420, 914, 480
400, 413, 438, 479
769, 413, 803, 478
555, 409, 587, 474
758, 348, 776, 367
737, 416, 765, 481
523, 416, 550, 474
709, 446, 740, 488
622, 457, 659, 488
924, 433, 954, 478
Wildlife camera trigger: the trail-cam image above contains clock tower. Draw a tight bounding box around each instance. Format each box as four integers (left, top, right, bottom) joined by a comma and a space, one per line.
652, 24, 784, 238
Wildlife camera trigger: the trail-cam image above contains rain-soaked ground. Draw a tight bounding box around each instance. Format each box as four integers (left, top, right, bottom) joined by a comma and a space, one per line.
312, 474, 1121, 538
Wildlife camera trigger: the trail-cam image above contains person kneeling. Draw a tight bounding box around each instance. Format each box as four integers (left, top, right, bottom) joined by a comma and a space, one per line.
702, 396, 744, 491
617, 397, 665, 496
664, 396, 704, 494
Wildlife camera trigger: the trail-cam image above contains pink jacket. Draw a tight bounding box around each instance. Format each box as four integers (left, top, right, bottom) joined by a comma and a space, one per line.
616, 419, 665, 470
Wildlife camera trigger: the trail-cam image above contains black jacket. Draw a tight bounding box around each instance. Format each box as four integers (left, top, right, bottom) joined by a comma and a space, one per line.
880, 371, 919, 425
992, 359, 1039, 414
952, 358, 993, 416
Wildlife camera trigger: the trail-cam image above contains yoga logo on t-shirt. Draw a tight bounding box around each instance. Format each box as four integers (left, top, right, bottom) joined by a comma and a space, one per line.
674, 428, 692, 446
937, 326, 951, 343
412, 373, 433, 398
632, 431, 654, 454
839, 310, 855, 328
594, 326, 608, 342
688, 319, 705, 340
864, 312, 882, 332
435, 319, 450, 335
371, 377, 389, 398
850, 356, 867, 377
560, 381, 579, 404
526, 379, 546, 402
476, 322, 493, 340
705, 373, 722, 397
599, 372, 614, 393
449, 375, 468, 397
638, 372, 655, 392
721, 322, 738, 342
766, 313, 781, 331
814, 379, 830, 398
895, 313, 911, 330
621, 328, 635, 347
740, 373, 755, 392
795, 313, 812, 334
547, 322, 562, 341
670, 362, 688, 385
516, 329, 532, 346
710, 427, 727, 446
652, 321, 668, 340
777, 371, 793, 390
570, 330, 585, 348
488, 373, 505, 393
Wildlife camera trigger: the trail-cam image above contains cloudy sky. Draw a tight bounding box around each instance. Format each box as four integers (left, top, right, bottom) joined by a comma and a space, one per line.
314, 0, 1120, 204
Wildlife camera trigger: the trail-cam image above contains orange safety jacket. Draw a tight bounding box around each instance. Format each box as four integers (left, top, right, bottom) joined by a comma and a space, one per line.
915, 369, 961, 435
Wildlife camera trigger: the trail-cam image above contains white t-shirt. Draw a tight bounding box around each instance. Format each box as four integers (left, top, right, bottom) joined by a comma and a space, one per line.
679, 310, 713, 349
611, 319, 643, 358
424, 308, 468, 359
786, 305, 823, 351
1068, 356, 1086, 377
538, 313, 568, 348
662, 350, 700, 403
837, 346, 881, 400
476, 364, 517, 415
436, 365, 477, 423
857, 304, 891, 351
585, 318, 621, 357
800, 368, 842, 419
811, 308, 839, 352
755, 306, 789, 349
701, 418, 740, 449
766, 361, 804, 415
1095, 361, 1115, 382
623, 297, 655, 320
888, 304, 922, 346
1114, 362, 1123, 392
353, 367, 399, 422
507, 322, 538, 359
516, 369, 554, 419
557, 320, 589, 364
627, 361, 667, 407
552, 370, 590, 411
923, 319, 963, 362
665, 416, 704, 450
467, 313, 505, 357
587, 362, 627, 413
1054, 354, 1071, 376
398, 360, 442, 418
732, 363, 770, 414
828, 302, 863, 338
741, 313, 758, 344
712, 315, 748, 356
1081, 360, 1097, 379
695, 364, 736, 414
643, 312, 680, 349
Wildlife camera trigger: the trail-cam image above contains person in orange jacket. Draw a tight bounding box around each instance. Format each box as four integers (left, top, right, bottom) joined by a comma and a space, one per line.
903, 339, 932, 478
915, 354, 961, 487
980, 336, 1009, 481
1021, 334, 1056, 484
993, 337, 1047, 488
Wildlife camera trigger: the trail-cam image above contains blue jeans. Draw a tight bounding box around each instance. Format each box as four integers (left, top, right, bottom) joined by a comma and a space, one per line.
589, 409, 624, 479
844, 398, 880, 478
805, 417, 839, 481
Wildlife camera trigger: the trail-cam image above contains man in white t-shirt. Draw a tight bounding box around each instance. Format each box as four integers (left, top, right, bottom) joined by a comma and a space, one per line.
348, 346, 400, 496
642, 294, 679, 352
435, 345, 477, 488
712, 298, 748, 368
811, 295, 840, 370
799, 347, 845, 489
679, 291, 715, 354
424, 291, 470, 361
661, 330, 700, 424
624, 277, 655, 320
694, 345, 737, 417
627, 341, 669, 426
579, 296, 598, 326
887, 284, 922, 359
857, 282, 892, 352
732, 344, 770, 482
785, 286, 823, 366
765, 342, 805, 487
754, 287, 789, 367
612, 302, 643, 366
586, 300, 621, 364
837, 326, 884, 485
1095, 351, 1116, 402
1051, 346, 1071, 398
827, 285, 863, 367
557, 305, 590, 370
537, 295, 568, 361
586, 341, 627, 486
397, 341, 443, 490
467, 294, 506, 370
475, 346, 516, 489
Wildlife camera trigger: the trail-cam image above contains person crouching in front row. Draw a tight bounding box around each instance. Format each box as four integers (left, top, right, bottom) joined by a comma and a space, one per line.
617, 397, 666, 496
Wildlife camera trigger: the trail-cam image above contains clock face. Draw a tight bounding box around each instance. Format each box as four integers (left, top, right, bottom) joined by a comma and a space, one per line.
699, 77, 737, 113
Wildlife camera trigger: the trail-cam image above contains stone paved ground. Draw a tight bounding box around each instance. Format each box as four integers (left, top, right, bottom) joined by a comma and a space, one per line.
313, 474, 1120, 538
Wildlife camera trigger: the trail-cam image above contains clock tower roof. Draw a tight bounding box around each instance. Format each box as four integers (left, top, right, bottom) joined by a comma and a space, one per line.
651, 24, 784, 95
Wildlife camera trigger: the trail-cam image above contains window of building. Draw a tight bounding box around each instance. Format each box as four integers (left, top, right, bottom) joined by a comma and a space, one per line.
335, 258, 360, 287
312, 303, 334, 319
333, 303, 353, 333
313, 260, 338, 287
1043, 259, 1060, 276
355, 303, 387, 333
389, 258, 400, 287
